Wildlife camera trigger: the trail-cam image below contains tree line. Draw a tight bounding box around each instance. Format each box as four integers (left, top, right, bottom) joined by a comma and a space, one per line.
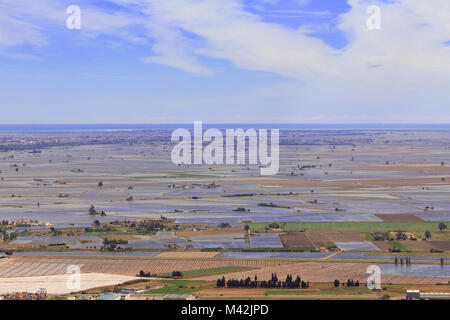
334, 279, 360, 287
216, 273, 310, 289
394, 257, 412, 265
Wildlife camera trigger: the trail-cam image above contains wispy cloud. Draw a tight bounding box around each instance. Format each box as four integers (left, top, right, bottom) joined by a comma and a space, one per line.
0, 0, 449, 122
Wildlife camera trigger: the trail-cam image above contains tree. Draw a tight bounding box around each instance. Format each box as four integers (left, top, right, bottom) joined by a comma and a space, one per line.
172, 270, 183, 278
396, 231, 407, 240
88, 205, 96, 215
439, 223, 447, 231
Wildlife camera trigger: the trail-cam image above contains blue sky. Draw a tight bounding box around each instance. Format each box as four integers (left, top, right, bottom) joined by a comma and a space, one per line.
0, 0, 449, 124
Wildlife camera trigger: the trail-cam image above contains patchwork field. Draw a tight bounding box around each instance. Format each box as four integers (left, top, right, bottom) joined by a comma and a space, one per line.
194, 262, 450, 285
0, 257, 291, 278
402, 240, 450, 252
305, 230, 363, 248
1, 129, 450, 298
251, 222, 447, 232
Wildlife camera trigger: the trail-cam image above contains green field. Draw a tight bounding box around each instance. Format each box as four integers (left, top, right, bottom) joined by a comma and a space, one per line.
250, 221, 447, 232
157, 266, 250, 278
143, 280, 215, 294
387, 240, 408, 252
264, 289, 317, 295
415, 231, 450, 241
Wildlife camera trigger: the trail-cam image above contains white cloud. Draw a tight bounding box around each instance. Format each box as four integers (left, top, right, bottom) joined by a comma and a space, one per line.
141, 24, 211, 74
0, 0, 449, 122
0, 0, 144, 49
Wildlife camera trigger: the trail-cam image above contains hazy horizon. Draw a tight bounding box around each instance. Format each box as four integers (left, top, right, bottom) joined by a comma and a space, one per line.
1, 0, 449, 123
2, 123, 450, 133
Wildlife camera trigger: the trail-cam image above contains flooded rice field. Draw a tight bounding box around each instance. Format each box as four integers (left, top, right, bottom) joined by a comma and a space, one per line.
331, 252, 448, 262
249, 233, 283, 248
1, 130, 450, 268
378, 264, 450, 277
1, 132, 450, 226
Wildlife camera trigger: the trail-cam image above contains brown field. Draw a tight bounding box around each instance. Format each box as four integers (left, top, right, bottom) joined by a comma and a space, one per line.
195, 262, 369, 282
375, 214, 424, 222
373, 239, 450, 252
0, 256, 448, 286
306, 231, 363, 248
238, 177, 449, 189
280, 232, 314, 248
0, 257, 291, 278
193, 261, 449, 285
205, 283, 450, 299
372, 241, 391, 251
155, 252, 220, 259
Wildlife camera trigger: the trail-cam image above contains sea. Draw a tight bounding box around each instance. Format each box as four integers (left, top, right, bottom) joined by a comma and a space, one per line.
0, 123, 450, 133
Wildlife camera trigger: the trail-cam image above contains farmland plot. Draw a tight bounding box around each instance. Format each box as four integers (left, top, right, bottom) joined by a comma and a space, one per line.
218, 252, 332, 259
280, 233, 314, 248
379, 264, 450, 278
335, 242, 381, 252
0, 257, 293, 278
250, 234, 283, 248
